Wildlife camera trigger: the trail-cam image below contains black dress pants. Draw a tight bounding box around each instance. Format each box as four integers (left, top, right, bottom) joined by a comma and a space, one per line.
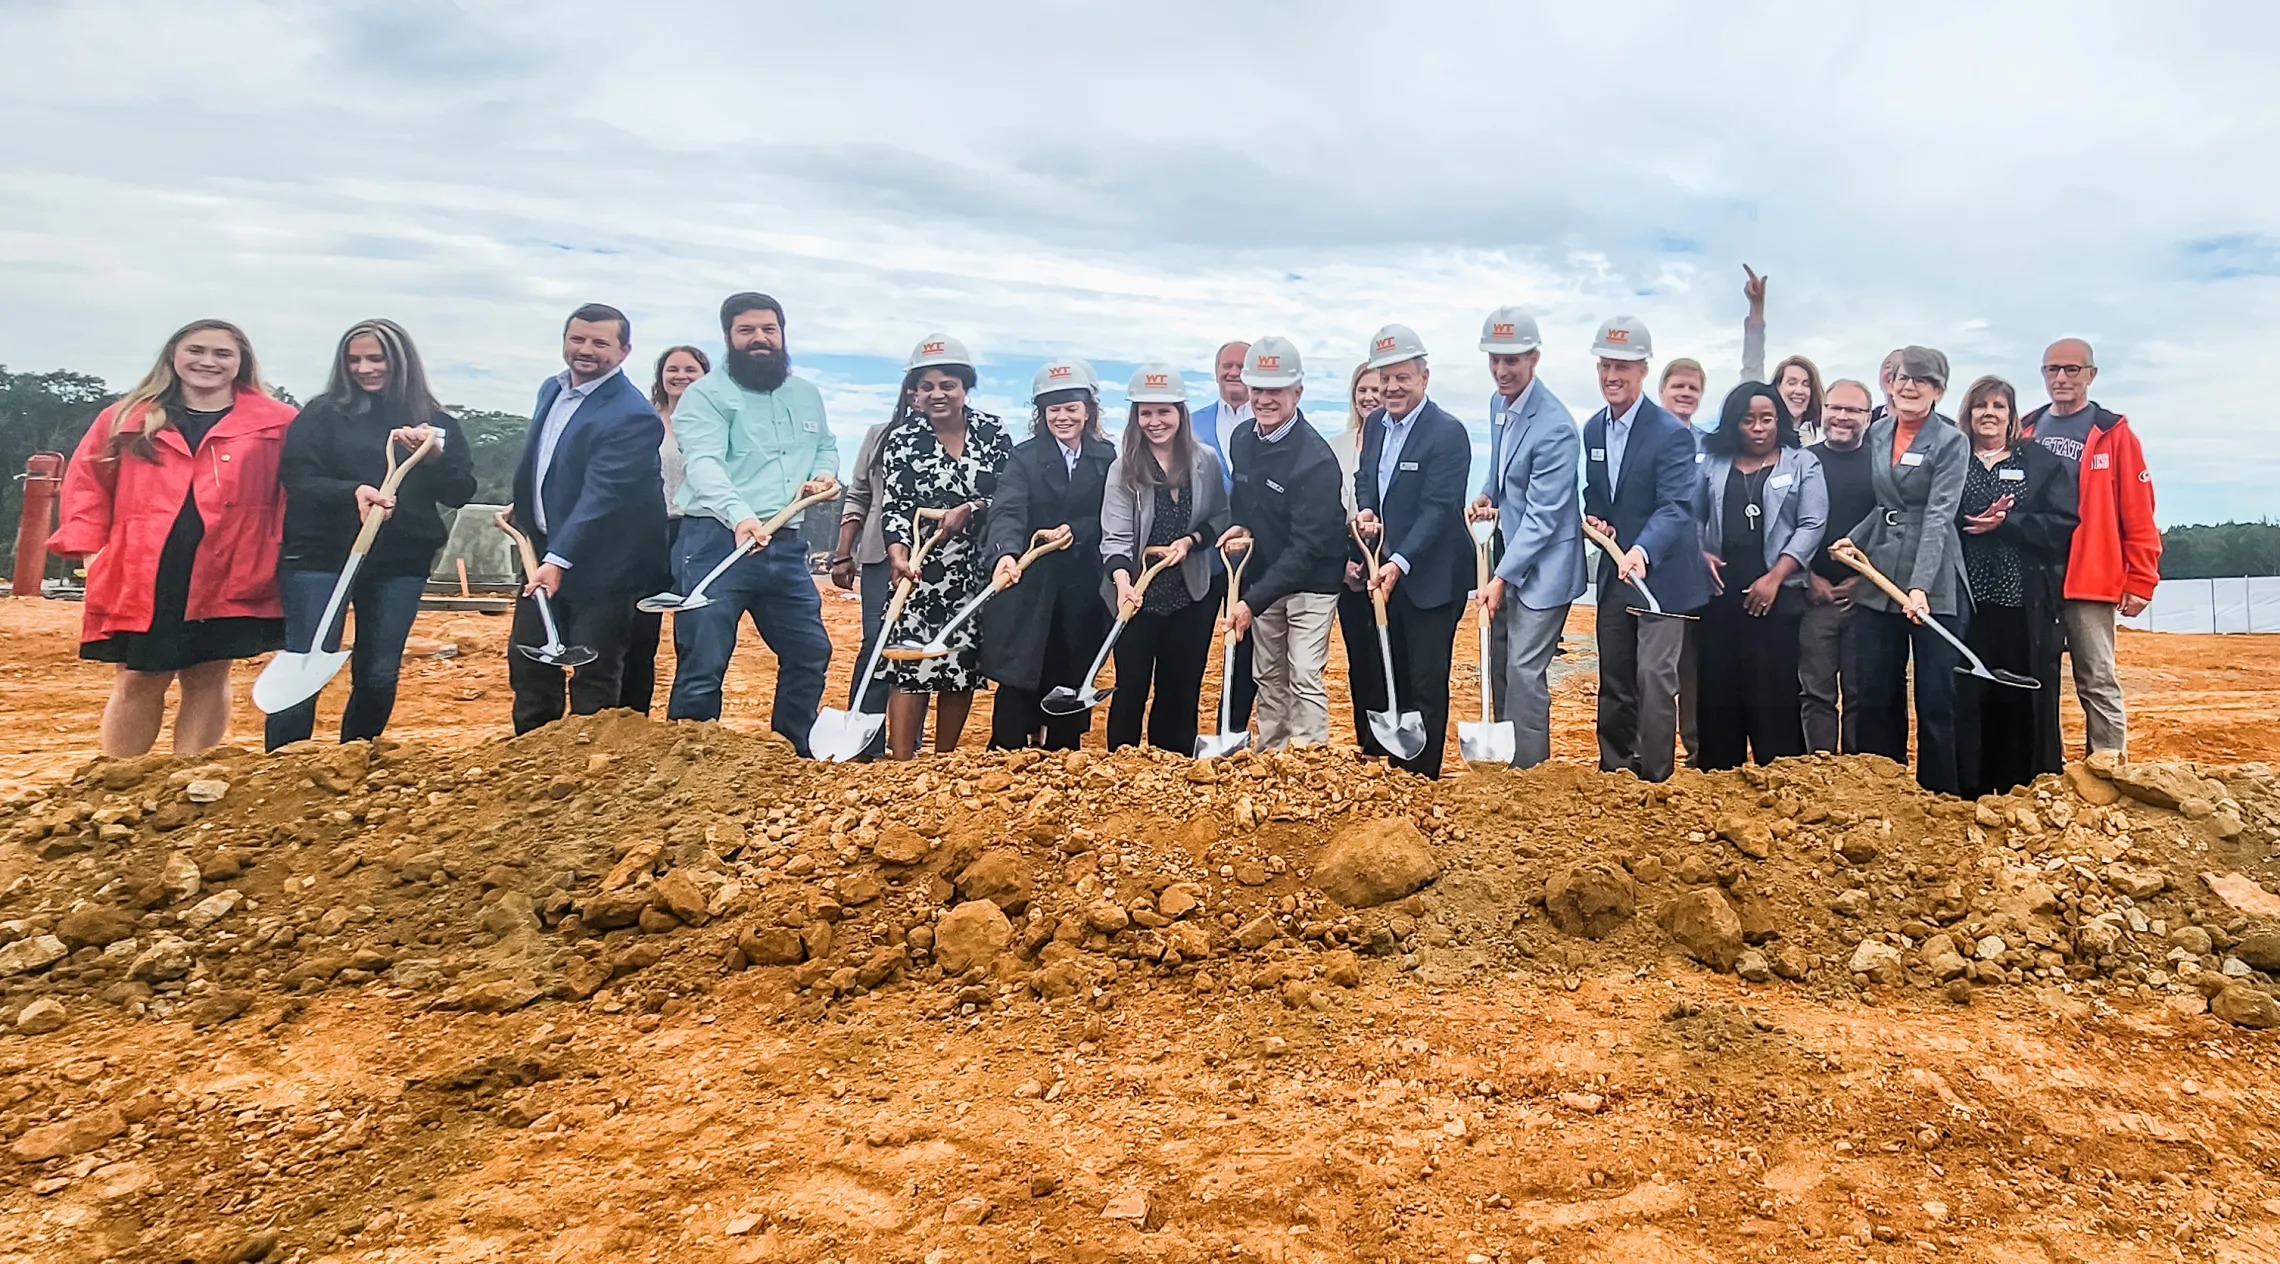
1957, 601, 2062, 797
1354, 592, 1463, 778
1107, 596, 1217, 753
1696, 593, 1805, 770
1337, 584, 1380, 746
509, 588, 639, 735
989, 607, 1094, 751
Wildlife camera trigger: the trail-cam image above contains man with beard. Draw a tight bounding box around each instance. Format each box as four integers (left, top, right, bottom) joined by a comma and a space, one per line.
665, 292, 839, 753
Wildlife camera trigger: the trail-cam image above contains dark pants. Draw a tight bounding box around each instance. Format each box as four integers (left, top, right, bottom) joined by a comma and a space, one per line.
1678, 623, 1702, 769
509, 587, 638, 735
1696, 594, 1805, 770
1958, 602, 2062, 798
1227, 626, 1256, 731
1355, 594, 1463, 779
1595, 598, 1687, 782
1799, 597, 1861, 753
1107, 593, 1217, 754
989, 601, 1094, 751
1856, 606, 1968, 795
846, 559, 899, 758
1337, 584, 1379, 745
616, 518, 680, 715
264, 568, 427, 750
666, 519, 831, 755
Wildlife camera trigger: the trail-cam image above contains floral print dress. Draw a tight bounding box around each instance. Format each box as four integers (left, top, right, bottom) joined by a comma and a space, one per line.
879, 407, 1013, 693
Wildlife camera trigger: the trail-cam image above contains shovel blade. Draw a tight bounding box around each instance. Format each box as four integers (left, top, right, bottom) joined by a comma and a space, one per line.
1960, 664, 2041, 690
1193, 730, 1251, 759
251, 650, 352, 714
809, 707, 884, 762
1369, 709, 1429, 761
1457, 720, 1516, 766
1039, 685, 1106, 716
516, 643, 598, 668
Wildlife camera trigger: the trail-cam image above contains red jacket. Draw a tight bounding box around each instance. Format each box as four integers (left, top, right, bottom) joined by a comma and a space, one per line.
2021, 403, 2160, 604
50, 389, 297, 641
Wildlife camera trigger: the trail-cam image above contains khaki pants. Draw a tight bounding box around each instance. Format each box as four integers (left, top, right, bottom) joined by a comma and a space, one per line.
2062, 598, 2126, 754
1251, 592, 1337, 749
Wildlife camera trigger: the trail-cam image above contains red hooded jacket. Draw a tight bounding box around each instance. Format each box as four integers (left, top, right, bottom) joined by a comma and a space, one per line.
2020, 403, 2160, 605
50, 388, 297, 641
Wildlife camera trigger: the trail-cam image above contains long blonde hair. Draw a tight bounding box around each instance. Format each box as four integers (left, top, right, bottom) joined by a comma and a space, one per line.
108, 319, 263, 462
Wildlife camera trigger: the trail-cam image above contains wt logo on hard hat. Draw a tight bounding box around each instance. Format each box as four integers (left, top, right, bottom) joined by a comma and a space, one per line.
1492, 323, 1515, 338
1144, 373, 1169, 388
922, 341, 946, 356
1256, 355, 1281, 370
1605, 329, 1629, 344
1374, 337, 1397, 353
1047, 366, 1072, 381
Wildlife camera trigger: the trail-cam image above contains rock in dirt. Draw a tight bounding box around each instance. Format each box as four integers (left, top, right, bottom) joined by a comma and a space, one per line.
0, 934, 67, 978
183, 778, 230, 804
874, 824, 929, 866
2204, 872, 2280, 919
10, 1107, 125, 1162
160, 852, 201, 903
1311, 817, 1438, 908
1100, 1188, 1154, 1226
1321, 948, 1362, 988
2103, 862, 2167, 900
127, 936, 193, 983
650, 869, 709, 925
2212, 984, 2280, 1030
1544, 862, 1636, 939
935, 900, 1013, 973
14, 998, 67, 1035
1919, 934, 1969, 982
2233, 929, 2280, 972
1849, 939, 1903, 984
957, 848, 1033, 913
739, 926, 805, 967
56, 906, 138, 949
1659, 889, 1742, 972
1717, 815, 1772, 860
1734, 948, 1773, 983
2064, 763, 2121, 805
2107, 761, 2219, 811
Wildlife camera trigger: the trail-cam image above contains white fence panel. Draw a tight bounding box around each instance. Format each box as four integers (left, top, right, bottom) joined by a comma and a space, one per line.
2120, 576, 2280, 634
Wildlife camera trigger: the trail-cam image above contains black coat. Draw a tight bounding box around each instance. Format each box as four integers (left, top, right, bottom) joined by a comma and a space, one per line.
1970, 439, 2078, 664
980, 434, 1114, 691
1354, 399, 1474, 610
280, 399, 478, 578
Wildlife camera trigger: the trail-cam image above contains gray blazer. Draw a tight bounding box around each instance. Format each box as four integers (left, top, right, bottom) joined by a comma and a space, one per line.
1480, 383, 1587, 609
1695, 446, 1827, 590
1844, 415, 1969, 616
838, 421, 891, 566
1100, 444, 1230, 605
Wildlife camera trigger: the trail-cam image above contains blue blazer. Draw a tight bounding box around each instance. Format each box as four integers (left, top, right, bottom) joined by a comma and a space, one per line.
1480, 384, 1586, 610
1583, 397, 1711, 613
511, 370, 669, 598
1191, 399, 1238, 494
1355, 399, 1473, 610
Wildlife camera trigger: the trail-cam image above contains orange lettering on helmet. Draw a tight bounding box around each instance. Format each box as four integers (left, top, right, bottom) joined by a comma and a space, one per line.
922, 341, 946, 356
1048, 366, 1071, 380
1605, 329, 1628, 344
1257, 355, 1281, 370
1144, 373, 1169, 388
1375, 336, 1397, 352
1492, 323, 1514, 338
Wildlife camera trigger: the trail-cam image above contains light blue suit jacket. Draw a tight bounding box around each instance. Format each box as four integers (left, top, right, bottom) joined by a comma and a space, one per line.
1480, 383, 1587, 609
1191, 399, 1238, 495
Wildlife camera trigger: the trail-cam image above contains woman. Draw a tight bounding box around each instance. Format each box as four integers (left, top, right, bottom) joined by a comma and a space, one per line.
1839, 346, 1971, 794
1694, 382, 1826, 768
51, 320, 294, 757
1099, 363, 1230, 753
268, 319, 476, 750
879, 335, 1013, 759
1332, 363, 1385, 746
1771, 354, 1827, 448
621, 344, 711, 714
1953, 375, 2078, 797
980, 358, 1115, 749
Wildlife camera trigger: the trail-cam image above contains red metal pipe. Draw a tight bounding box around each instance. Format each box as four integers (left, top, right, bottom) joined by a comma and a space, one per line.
12, 452, 65, 597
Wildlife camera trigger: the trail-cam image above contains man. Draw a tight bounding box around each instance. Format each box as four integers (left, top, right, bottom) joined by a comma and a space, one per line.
1468, 307, 1583, 769
666, 293, 839, 754
1350, 325, 1472, 778
2021, 337, 2159, 755
1656, 355, 1709, 768
1658, 358, 1707, 429
508, 303, 668, 734
1214, 337, 1345, 749
1581, 316, 1711, 783
1799, 378, 1878, 752
1191, 339, 1256, 725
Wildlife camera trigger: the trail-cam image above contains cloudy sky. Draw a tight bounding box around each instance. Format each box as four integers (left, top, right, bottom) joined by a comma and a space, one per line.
5, 0, 2278, 522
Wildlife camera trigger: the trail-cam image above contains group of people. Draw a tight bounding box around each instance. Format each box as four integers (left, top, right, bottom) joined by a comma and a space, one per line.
51, 274, 2160, 798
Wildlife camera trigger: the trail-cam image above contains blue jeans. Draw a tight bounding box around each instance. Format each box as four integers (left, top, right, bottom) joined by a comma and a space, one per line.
264, 568, 427, 750
665, 517, 832, 755
1855, 606, 1968, 795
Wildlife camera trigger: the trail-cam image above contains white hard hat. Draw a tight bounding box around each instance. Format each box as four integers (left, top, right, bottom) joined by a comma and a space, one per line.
1590, 316, 1652, 362
1364, 323, 1428, 371
1240, 336, 1304, 389
1031, 357, 1099, 401
1479, 307, 1542, 354
905, 333, 973, 372
1125, 362, 1188, 404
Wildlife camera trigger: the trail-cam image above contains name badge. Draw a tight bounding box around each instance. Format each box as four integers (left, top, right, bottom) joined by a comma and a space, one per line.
1694, 452, 1706, 464
1998, 468, 2026, 482
1265, 478, 1286, 493
802, 419, 818, 433
1398, 460, 1420, 472
2091, 453, 2111, 470
1590, 448, 1607, 461
1768, 473, 1794, 489
1900, 452, 1925, 467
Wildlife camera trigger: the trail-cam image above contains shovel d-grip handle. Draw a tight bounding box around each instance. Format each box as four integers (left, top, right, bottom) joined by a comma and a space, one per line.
1351, 518, 1390, 628
494, 510, 541, 581
1117, 545, 1179, 621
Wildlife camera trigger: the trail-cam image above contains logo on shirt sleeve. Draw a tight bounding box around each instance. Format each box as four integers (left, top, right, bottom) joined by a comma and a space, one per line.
2091, 453, 2111, 471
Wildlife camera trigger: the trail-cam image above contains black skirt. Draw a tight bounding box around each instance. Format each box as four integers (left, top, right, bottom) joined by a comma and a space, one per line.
80, 491, 284, 673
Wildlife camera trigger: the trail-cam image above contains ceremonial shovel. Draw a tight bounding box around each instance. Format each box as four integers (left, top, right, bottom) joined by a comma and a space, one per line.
808, 507, 951, 762
1351, 521, 1427, 761
1456, 516, 1516, 765
638, 481, 839, 614
883, 528, 1072, 661
1192, 536, 1253, 759
252, 433, 441, 714
494, 511, 598, 668
1041, 545, 1178, 716
1579, 519, 1698, 621
1830, 539, 2038, 690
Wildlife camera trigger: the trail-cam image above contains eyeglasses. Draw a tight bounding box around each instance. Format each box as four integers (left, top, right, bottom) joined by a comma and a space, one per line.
2042, 364, 2090, 377
1824, 405, 1871, 417
1894, 374, 1939, 387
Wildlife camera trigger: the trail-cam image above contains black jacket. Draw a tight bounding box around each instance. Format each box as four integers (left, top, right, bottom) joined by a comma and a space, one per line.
279, 398, 478, 578
981, 434, 1114, 691
1963, 440, 2078, 643
1354, 399, 1474, 610
1228, 411, 1346, 612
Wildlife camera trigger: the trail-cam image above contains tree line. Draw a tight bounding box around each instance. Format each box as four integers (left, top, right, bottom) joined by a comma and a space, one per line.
2, 362, 2273, 579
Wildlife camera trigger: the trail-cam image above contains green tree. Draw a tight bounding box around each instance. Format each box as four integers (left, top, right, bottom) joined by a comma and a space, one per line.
447, 406, 527, 505
0, 367, 118, 568
2159, 521, 2280, 579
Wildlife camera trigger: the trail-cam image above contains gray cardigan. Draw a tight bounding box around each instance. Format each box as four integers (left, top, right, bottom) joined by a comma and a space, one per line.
1100, 444, 1230, 605
837, 421, 891, 566
1845, 414, 1969, 616
1694, 446, 1827, 590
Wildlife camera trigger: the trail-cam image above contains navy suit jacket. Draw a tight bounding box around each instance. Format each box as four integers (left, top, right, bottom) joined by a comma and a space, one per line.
510, 369, 669, 598
1582, 397, 1711, 613
1355, 399, 1473, 611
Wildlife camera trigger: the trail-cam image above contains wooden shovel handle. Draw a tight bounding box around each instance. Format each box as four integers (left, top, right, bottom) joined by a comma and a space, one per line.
1218, 535, 1251, 617
1350, 519, 1390, 628
1119, 545, 1179, 620
1828, 539, 1915, 610
1578, 518, 1628, 567
756, 477, 841, 537
493, 510, 540, 580
997, 527, 1072, 589
347, 434, 440, 558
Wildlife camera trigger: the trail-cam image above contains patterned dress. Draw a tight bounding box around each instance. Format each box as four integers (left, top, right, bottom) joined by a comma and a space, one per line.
879, 407, 1013, 693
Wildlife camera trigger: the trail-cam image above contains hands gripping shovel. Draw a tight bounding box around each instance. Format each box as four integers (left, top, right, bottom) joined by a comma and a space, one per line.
1040, 544, 1180, 716
252, 432, 441, 714
1829, 539, 2038, 690
1578, 519, 1698, 623
1350, 520, 1428, 762
494, 512, 598, 669
637, 479, 840, 615
1193, 535, 1253, 759
808, 507, 950, 762
882, 527, 1073, 661
1456, 515, 1516, 765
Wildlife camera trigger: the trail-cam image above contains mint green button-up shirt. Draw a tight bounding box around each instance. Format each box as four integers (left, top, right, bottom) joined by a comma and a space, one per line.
671, 370, 839, 528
